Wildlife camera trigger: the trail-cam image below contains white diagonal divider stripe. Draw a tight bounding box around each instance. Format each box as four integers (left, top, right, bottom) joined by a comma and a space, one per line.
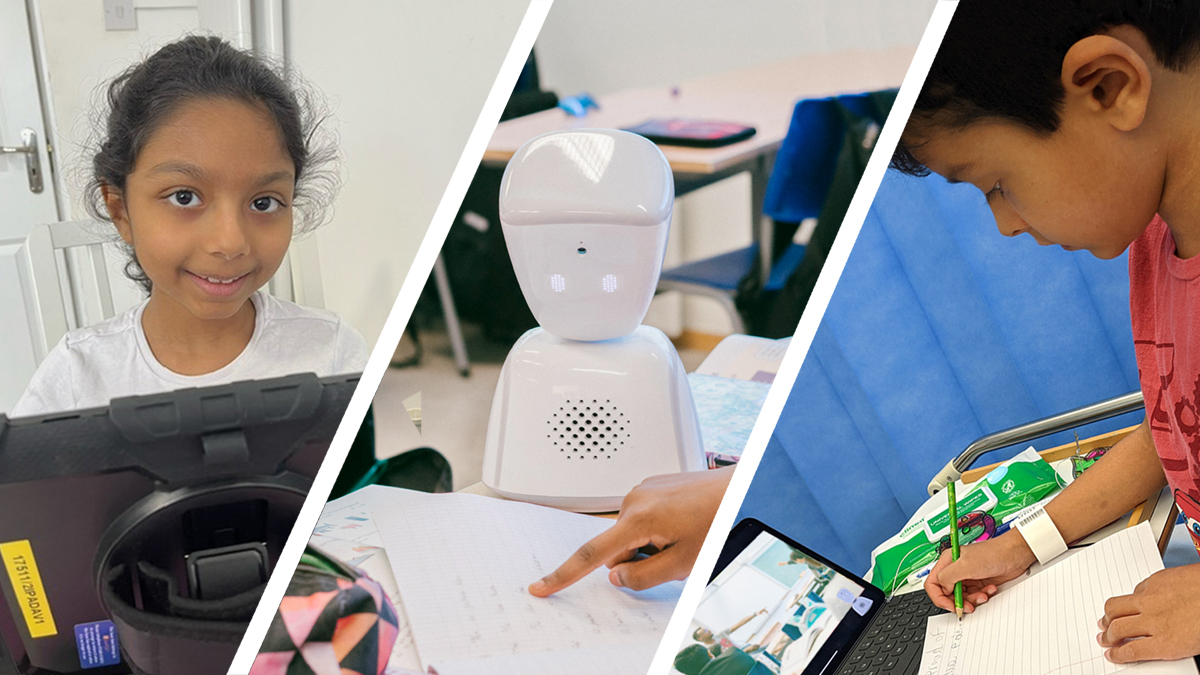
226, 2, 554, 672
647, 2, 960, 673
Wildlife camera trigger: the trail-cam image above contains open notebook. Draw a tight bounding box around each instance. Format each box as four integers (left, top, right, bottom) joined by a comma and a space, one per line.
920, 523, 1197, 675
369, 488, 682, 674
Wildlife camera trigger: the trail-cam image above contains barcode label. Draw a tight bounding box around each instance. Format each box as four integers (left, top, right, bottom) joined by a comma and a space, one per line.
1016, 507, 1046, 530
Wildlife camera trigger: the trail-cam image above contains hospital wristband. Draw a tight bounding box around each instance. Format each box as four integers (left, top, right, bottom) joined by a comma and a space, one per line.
1013, 506, 1068, 565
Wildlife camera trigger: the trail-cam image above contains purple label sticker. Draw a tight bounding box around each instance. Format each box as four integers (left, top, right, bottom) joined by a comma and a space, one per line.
74, 620, 120, 669
851, 596, 874, 616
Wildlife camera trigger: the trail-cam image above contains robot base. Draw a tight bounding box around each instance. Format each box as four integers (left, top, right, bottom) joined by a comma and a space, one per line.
482, 326, 706, 512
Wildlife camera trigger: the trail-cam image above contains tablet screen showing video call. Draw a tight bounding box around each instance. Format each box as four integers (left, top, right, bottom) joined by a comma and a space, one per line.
684, 519, 886, 675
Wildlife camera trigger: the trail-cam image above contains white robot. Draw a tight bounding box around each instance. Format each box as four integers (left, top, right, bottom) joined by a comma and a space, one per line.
482, 129, 706, 512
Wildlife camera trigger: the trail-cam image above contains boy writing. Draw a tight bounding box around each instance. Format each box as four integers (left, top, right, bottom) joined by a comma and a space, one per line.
893, 1, 1200, 663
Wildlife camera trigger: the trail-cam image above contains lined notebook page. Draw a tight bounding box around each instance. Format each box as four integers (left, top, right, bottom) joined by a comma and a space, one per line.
313, 487, 423, 671
429, 640, 660, 675
920, 523, 1196, 675
372, 489, 681, 673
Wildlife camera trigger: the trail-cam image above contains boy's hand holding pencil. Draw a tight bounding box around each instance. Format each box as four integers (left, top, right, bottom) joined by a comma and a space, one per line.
923, 524, 1036, 615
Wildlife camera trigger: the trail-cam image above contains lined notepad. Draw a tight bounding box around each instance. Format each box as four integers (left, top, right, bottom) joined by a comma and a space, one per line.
428, 641, 660, 675
371, 489, 682, 675
920, 523, 1197, 675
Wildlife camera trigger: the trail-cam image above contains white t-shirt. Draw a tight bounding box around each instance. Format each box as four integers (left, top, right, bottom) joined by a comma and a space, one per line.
12, 291, 369, 417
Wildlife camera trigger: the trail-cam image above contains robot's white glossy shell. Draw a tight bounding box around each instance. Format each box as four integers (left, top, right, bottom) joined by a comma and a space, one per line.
499, 129, 673, 342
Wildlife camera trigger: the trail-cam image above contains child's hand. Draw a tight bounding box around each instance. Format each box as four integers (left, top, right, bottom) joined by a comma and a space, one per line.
528, 466, 734, 597
1098, 563, 1200, 662
924, 532, 1036, 613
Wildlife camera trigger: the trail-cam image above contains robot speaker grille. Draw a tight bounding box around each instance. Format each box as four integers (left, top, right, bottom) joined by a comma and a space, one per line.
547, 398, 631, 460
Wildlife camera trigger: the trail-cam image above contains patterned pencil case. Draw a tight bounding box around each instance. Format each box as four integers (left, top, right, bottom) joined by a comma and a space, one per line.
250, 544, 399, 675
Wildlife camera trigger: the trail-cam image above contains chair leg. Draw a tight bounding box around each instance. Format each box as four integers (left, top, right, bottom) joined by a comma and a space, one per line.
715, 292, 746, 335
433, 256, 470, 377
657, 280, 748, 336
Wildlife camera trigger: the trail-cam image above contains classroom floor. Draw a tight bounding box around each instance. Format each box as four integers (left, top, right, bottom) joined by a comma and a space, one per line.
372, 320, 712, 491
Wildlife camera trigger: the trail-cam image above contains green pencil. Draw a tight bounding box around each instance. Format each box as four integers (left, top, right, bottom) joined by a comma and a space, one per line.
947, 481, 964, 620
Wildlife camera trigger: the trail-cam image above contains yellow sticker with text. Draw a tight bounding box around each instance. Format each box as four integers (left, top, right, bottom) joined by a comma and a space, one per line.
0, 540, 57, 637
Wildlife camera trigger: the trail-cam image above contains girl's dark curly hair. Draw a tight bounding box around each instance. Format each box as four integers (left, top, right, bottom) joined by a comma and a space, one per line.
84, 35, 337, 293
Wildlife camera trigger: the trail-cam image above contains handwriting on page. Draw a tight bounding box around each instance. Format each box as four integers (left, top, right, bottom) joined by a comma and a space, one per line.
920, 617, 962, 675
917, 524, 1197, 675
372, 490, 681, 672
429, 640, 660, 675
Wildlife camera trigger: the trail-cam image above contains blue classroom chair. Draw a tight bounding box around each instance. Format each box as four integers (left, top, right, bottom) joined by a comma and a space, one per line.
657, 93, 887, 334
736, 170, 1145, 575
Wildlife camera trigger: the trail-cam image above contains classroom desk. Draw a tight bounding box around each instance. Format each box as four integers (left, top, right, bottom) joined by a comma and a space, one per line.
316, 435, 745, 672
458, 481, 614, 516
484, 47, 914, 275
311, 336, 784, 673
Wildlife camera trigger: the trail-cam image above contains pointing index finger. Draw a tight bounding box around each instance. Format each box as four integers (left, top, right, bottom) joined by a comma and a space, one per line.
528, 522, 636, 597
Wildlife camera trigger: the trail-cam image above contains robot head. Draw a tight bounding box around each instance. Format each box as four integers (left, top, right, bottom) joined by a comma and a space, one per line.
499, 129, 673, 341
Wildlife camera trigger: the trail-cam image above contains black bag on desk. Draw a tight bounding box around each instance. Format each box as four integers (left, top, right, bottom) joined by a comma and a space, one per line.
330, 406, 452, 501
736, 91, 896, 338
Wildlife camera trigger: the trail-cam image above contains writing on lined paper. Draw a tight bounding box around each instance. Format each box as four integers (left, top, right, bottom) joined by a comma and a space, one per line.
429, 640, 660, 675
372, 490, 681, 674
919, 523, 1195, 675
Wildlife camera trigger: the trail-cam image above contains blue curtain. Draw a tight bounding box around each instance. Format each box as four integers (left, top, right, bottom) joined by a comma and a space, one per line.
737, 171, 1143, 575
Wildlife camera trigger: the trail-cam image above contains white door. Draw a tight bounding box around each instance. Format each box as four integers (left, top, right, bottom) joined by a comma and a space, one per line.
0, 0, 60, 414
0, 0, 56, 233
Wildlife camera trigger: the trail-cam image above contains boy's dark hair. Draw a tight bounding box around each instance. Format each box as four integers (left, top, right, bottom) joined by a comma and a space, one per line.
893, 0, 1200, 175
85, 35, 336, 293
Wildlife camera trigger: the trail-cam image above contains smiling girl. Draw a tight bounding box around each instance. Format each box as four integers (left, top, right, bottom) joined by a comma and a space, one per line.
13, 36, 368, 416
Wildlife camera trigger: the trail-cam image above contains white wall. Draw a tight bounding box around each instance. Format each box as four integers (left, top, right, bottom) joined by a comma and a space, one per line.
536, 0, 935, 98
535, 0, 938, 336
287, 1, 528, 348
